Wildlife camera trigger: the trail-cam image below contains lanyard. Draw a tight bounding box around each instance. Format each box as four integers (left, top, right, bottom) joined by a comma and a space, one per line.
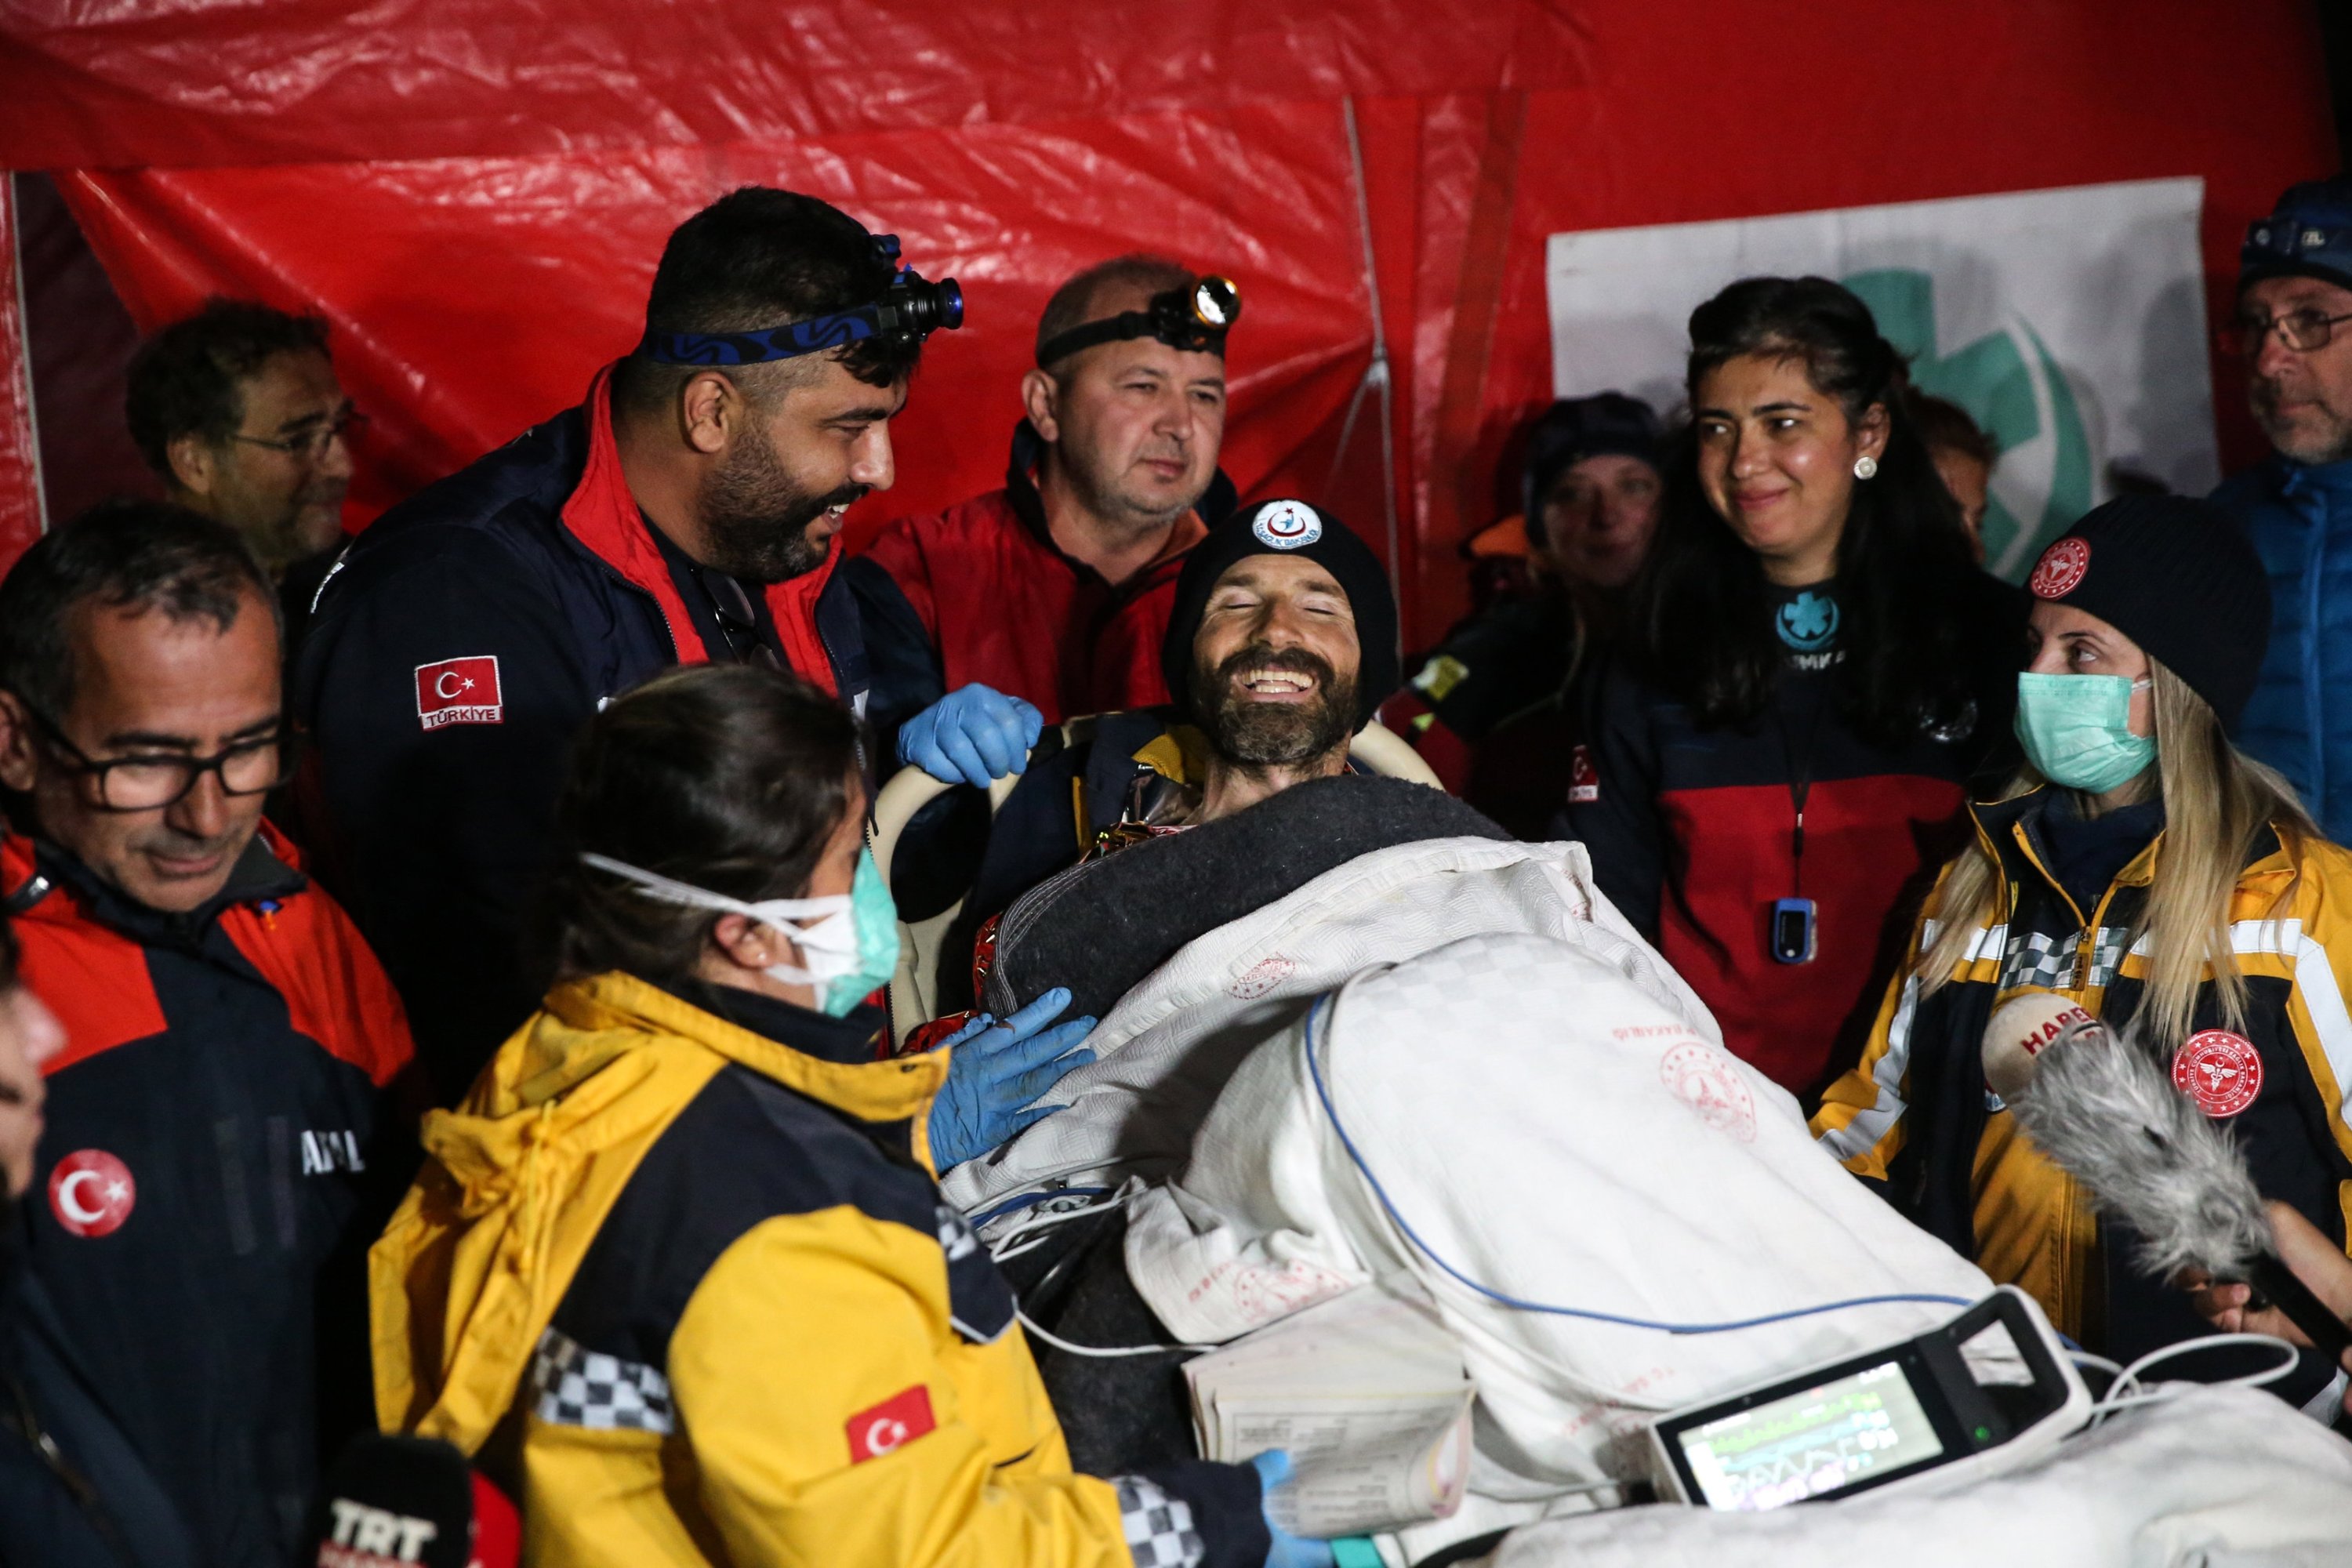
1771, 680, 1831, 898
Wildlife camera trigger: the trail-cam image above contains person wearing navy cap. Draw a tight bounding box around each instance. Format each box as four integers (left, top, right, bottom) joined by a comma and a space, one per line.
1388, 394, 1665, 837
2211, 175, 2352, 843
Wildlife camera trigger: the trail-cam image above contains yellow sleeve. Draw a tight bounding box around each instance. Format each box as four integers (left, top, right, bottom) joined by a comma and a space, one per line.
1810, 923, 1935, 1179
667, 1207, 1137, 1568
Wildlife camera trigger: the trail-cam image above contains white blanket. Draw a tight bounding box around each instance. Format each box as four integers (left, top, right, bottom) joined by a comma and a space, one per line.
943, 837, 1700, 1222
1122, 930, 1998, 1529
1485, 1387, 2352, 1567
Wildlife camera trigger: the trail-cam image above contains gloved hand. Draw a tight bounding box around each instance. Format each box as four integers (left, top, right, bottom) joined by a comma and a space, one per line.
1248, 1451, 1336, 1568
898, 683, 1043, 788
926, 987, 1096, 1170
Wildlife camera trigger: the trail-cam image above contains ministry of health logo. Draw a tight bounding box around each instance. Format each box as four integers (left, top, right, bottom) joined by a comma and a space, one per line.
1842, 269, 2093, 581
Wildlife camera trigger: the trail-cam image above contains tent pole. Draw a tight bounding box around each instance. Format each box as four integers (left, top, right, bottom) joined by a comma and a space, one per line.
1335, 96, 1403, 663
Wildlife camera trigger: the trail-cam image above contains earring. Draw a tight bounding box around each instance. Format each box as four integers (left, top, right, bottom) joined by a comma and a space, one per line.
1853, 455, 1879, 481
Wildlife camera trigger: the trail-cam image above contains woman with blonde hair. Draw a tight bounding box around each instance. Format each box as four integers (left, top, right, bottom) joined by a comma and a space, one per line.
1813, 495, 2352, 1409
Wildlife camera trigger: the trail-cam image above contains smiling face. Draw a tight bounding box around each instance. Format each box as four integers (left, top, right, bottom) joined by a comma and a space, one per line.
169, 349, 354, 575
695, 355, 906, 583
0, 588, 281, 913
1191, 554, 1361, 766
1693, 351, 1887, 587
1026, 283, 1228, 535
2240, 274, 2352, 466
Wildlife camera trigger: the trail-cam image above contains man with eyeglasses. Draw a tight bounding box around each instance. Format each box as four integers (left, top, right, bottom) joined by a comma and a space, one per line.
2212, 176, 2352, 842
0, 500, 418, 1568
127, 298, 362, 643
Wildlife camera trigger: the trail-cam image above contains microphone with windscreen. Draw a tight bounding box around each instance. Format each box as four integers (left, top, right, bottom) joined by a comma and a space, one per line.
305, 1434, 520, 1568
1987, 994, 2352, 1363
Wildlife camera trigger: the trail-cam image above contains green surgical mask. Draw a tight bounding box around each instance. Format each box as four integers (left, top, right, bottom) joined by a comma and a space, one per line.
2014, 672, 2155, 794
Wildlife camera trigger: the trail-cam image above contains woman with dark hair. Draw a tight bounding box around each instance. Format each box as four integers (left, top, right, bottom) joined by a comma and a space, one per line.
368, 665, 1303, 1568
1566, 276, 2024, 1096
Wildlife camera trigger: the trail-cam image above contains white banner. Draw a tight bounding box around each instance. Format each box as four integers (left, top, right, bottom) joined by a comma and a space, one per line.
1544, 179, 2217, 579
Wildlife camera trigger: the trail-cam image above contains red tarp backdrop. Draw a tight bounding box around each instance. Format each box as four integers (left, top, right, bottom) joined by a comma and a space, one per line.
0, 0, 2338, 645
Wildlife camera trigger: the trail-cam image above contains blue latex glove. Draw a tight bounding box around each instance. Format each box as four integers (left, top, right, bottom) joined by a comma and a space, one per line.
898, 683, 1043, 788
926, 987, 1096, 1170
1248, 1451, 1337, 1568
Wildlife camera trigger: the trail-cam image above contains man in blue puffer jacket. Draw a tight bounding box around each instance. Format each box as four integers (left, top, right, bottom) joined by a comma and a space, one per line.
2212, 176, 2352, 842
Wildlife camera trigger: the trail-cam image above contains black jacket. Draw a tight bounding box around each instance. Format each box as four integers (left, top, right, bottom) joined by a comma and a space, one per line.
2, 830, 416, 1567
0, 1217, 198, 1568
292, 389, 869, 1098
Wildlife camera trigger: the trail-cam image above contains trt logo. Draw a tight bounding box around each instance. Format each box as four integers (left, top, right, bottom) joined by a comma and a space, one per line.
318, 1498, 437, 1566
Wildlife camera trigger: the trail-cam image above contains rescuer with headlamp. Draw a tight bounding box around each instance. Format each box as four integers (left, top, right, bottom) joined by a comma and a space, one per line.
295, 187, 990, 1099
850, 256, 1244, 788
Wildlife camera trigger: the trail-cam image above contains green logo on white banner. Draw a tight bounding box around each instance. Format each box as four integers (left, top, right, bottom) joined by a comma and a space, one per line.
1843, 269, 2094, 579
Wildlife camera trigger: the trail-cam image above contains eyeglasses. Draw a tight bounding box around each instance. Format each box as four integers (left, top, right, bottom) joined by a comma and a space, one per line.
227, 408, 368, 461
697, 569, 783, 670
2218, 307, 2352, 358
27, 707, 293, 812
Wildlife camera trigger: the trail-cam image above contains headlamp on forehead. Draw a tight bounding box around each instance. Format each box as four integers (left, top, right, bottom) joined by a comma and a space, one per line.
1036, 274, 1242, 368
639, 233, 964, 367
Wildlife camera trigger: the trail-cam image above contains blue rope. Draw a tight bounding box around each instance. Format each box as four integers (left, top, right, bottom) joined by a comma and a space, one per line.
1300, 996, 1974, 1334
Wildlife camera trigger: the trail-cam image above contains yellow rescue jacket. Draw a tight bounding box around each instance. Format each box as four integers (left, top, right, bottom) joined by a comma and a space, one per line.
370, 971, 1250, 1567
1812, 790, 2352, 1352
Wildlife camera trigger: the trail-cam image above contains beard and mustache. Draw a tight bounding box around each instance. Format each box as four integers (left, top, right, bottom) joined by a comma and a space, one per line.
1194, 643, 1359, 767
698, 416, 869, 584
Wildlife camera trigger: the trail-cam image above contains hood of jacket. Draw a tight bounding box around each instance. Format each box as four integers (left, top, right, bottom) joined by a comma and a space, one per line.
369, 969, 946, 1452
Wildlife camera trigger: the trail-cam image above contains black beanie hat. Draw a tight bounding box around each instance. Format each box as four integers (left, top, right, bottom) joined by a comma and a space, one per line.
1160, 499, 1400, 730
2024, 495, 2271, 729
1521, 393, 1663, 546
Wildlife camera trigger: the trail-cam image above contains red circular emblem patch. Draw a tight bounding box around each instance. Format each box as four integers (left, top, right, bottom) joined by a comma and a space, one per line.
2172, 1030, 2263, 1118
2028, 537, 2090, 600
47, 1149, 136, 1238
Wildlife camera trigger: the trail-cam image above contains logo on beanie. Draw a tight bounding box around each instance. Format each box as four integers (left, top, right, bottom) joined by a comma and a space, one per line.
1250, 501, 1323, 550
2028, 537, 2090, 600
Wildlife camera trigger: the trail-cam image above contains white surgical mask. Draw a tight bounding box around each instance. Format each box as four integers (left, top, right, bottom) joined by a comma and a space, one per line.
581, 851, 900, 1016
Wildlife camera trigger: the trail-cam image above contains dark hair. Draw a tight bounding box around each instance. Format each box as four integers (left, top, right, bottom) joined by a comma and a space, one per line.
1624, 277, 1990, 747
0, 499, 280, 722
1035, 254, 1196, 371
613, 187, 918, 414
543, 664, 861, 984
125, 298, 331, 484
1906, 388, 1998, 469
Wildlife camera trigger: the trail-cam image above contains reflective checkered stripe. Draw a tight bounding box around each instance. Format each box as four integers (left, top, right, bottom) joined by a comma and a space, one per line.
530, 1325, 676, 1435
1998, 924, 2129, 993
1114, 1475, 1205, 1568
1817, 918, 2003, 1165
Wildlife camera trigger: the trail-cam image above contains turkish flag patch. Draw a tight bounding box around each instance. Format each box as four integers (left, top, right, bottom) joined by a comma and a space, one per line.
415, 655, 504, 731
845, 1385, 935, 1464
1568, 744, 1599, 804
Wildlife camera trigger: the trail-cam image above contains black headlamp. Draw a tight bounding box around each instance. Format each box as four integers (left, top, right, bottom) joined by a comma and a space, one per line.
1036, 274, 1241, 367
638, 234, 964, 367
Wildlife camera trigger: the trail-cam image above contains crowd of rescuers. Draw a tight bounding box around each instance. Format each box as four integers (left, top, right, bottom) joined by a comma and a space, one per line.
1, 172, 2351, 1566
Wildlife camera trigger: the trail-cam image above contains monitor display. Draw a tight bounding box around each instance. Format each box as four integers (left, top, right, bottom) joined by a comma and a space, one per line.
1674, 1360, 1947, 1511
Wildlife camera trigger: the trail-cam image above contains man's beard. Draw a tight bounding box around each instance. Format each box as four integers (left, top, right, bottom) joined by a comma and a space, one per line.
699, 419, 866, 584
1196, 644, 1358, 767
2251, 376, 2352, 466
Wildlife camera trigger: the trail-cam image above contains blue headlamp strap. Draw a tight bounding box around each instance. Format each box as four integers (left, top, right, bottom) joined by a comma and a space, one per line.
637, 233, 962, 367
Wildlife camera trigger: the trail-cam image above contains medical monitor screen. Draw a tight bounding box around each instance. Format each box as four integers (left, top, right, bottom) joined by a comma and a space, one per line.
1673, 1361, 1946, 1511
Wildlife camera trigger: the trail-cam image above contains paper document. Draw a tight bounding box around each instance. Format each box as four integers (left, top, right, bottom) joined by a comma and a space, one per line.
1185, 1288, 1475, 1535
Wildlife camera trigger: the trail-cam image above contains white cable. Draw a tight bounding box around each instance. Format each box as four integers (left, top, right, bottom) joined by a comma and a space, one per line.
985, 1193, 1123, 1263
2086, 1332, 2300, 1427
1015, 1305, 1220, 1359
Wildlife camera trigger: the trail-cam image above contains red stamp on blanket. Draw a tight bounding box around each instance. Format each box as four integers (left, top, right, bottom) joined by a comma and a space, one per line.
1660, 1040, 1756, 1143
1229, 956, 1298, 1000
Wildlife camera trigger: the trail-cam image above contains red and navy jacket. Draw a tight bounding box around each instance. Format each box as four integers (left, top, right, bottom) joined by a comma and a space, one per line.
2, 826, 416, 1568
1565, 579, 2023, 1097
848, 420, 1235, 745
292, 366, 869, 1098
